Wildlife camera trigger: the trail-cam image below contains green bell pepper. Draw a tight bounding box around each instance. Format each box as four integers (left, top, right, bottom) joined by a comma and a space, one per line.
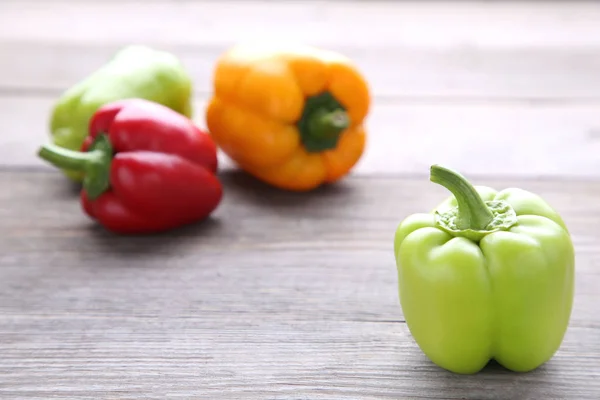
393, 165, 575, 374
48, 45, 194, 181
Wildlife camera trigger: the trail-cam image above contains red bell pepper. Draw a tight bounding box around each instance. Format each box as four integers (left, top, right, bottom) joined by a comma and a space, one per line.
38, 98, 223, 234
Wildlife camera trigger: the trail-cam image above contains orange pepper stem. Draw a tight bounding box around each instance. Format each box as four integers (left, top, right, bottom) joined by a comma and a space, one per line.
297, 92, 349, 152
306, 108, 349, 147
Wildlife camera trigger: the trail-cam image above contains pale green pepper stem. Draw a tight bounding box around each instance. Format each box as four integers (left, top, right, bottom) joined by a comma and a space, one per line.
430, 165, 494, 231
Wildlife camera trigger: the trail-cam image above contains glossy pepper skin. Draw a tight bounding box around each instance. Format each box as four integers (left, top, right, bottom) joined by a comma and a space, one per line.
49, 45, 194, 181
393, 165, 575, 374
206, 42, 370, 191
38, 99, 222, 234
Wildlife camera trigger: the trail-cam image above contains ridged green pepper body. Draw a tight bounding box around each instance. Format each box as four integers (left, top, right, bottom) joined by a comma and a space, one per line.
49, 45, 193, 180
393, 166, 575, 374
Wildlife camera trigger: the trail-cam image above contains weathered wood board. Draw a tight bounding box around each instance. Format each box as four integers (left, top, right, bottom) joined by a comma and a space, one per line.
1, 171, 599, 399
1, 0, 599, 398
2, 1, 600, 178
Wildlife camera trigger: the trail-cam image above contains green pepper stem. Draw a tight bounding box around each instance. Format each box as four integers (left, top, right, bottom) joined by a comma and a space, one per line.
430, 165, 494, 231
306, 108, 349, 143
38, 143, 104, 171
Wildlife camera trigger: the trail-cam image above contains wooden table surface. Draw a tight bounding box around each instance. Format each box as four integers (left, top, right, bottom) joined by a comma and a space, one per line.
2, 1, 600, 398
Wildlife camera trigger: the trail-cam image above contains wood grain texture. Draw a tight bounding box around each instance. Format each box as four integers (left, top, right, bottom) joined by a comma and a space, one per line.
2, 0, 600, 100
3, 0, 600, 178
2, 1, 600, 398
1, 170, 599, 399
4, 95, 600, 179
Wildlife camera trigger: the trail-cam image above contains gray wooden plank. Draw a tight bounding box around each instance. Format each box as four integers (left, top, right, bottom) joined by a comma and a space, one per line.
5, 41, 600, 102
0, 170, 598, 399
3, 95, 600, 178
6, 1, 600, 48
2, 1, 600, 100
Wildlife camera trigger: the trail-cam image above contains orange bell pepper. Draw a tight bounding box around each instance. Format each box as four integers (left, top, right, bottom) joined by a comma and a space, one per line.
205, 43, 371, 191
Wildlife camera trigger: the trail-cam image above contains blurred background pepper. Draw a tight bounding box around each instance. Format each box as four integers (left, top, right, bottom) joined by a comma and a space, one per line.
48, 45, 194, 181
206, 42, 370, 191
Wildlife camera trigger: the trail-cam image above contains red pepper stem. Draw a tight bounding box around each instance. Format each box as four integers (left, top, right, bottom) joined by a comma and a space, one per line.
37, 143, 104, 172
37, 134, 114, 200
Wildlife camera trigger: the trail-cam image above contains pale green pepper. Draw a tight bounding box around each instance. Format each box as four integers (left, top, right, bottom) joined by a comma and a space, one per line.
48, 45, 193, 181
393, 165, 575, 374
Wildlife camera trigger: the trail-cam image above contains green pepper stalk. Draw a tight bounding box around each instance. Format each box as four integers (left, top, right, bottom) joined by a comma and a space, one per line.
429, 165, 519, 241
430, 165, 494, 230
